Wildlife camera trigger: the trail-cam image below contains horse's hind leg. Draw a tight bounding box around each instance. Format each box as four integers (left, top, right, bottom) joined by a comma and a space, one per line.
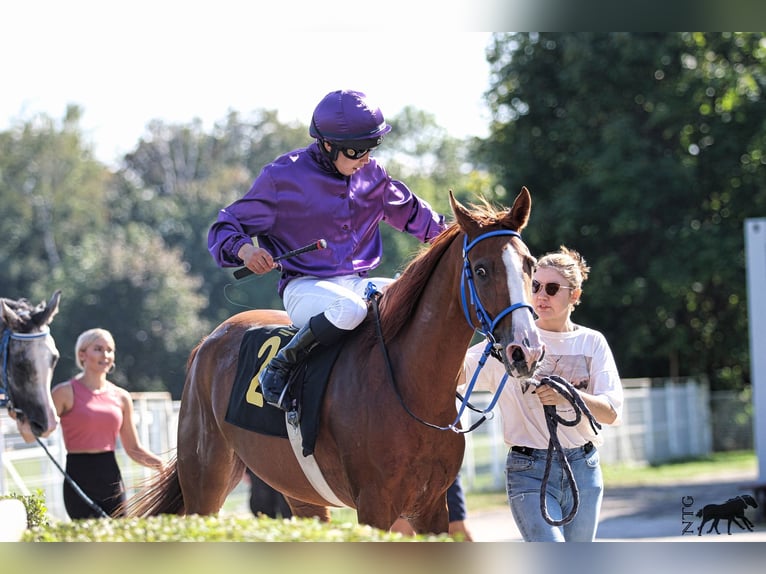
285, 497, 331, 522
176, 373, 243, 515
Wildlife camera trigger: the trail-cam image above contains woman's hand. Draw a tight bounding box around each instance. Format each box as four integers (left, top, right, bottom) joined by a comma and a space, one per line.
533, 375, 572, 407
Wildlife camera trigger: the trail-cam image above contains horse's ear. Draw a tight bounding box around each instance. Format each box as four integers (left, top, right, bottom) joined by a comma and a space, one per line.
502, 186, 532, 232
449, 190, 480, 234
32, 290, 61, 328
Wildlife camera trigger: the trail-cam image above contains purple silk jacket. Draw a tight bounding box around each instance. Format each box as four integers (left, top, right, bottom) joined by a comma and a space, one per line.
208, 142, 446, 296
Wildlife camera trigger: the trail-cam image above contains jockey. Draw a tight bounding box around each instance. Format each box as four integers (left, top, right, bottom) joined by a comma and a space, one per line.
208, 89, 446, 411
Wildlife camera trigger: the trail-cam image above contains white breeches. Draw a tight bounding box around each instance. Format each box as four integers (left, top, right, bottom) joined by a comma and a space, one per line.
282, 274, 395, 330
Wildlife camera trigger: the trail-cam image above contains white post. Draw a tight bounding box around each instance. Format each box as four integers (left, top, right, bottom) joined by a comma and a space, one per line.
0, 423, 6, 494
745, 218, 766, 483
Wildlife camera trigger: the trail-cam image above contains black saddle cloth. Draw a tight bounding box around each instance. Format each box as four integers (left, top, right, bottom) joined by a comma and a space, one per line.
224, 325, 341, 456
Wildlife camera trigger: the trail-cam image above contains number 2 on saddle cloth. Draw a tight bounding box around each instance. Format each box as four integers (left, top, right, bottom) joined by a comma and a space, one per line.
224, 325, 341, 457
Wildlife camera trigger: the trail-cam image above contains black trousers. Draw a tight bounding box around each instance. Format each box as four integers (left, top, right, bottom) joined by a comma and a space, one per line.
63, 451, 125, 519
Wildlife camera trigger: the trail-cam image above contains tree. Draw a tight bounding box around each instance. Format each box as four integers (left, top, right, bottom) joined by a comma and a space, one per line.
112, 110, 310, 323
51, 223, 210, 397
482, 32, 766, 390
0, 105, 110, 300
0, 110, 212, 398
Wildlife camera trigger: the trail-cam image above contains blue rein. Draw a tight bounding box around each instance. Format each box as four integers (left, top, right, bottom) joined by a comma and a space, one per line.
449, 230, 535, 433
367, 228, 535, 434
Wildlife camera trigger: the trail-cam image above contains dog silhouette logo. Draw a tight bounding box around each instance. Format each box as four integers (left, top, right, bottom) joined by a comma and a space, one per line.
696, 494, 759, 536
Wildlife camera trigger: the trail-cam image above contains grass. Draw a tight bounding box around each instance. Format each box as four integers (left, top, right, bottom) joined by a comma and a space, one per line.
600, 450, 756, 486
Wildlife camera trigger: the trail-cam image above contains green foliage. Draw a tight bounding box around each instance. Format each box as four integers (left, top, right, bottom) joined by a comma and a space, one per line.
50, 224, 212, 395
0, 490, 49, 528
0, 104, 481, 399
4, 36, 762, 398
483, 32, 766, 391
22, 514, 451, 542
0, 105, 111, 301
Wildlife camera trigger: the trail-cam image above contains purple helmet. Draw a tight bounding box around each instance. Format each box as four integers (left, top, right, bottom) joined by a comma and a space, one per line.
309, 90, 392, 149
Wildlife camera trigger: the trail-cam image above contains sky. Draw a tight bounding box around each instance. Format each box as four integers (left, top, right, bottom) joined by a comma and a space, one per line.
2, 2, 495, 167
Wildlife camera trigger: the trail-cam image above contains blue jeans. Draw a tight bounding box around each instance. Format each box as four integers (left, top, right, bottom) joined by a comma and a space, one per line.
505, 443, 603, 541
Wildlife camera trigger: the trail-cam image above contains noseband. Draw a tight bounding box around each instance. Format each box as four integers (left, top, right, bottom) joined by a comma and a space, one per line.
0, 326, 50, 413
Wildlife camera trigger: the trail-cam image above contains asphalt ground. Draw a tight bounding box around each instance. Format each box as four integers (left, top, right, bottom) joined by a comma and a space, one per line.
466, 468, 766, 542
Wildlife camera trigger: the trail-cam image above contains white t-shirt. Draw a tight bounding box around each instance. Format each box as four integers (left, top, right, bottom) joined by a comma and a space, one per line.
461, 325, 623, 449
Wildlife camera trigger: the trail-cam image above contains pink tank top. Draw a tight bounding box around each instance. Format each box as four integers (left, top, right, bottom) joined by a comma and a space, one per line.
60, 378, 124, 452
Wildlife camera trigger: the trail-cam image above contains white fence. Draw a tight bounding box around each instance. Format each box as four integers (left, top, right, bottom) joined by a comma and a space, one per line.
1, 378, 723, 519
457, 377, 714, 491
1, 393, 178, 521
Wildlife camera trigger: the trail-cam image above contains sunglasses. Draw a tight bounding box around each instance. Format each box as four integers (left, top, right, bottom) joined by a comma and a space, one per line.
532, 279, 573, 297
339, 146, 376, 160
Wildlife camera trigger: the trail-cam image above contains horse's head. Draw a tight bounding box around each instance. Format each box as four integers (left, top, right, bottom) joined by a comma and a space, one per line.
741, 494, 759, 509
1, 290, 61, 439
451, 187, 544, 378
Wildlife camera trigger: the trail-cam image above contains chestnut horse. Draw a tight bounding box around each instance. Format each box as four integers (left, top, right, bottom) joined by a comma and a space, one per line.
1, 290, 61, 438
125, 189, 544, 534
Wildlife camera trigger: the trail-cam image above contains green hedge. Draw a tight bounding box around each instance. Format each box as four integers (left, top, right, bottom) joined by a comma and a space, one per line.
21, 513, 452, 542
0, 490, 49, 529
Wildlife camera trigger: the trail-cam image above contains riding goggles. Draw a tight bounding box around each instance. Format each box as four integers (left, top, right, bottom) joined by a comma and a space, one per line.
338, 145, 377, 160
532, 279, 573, 297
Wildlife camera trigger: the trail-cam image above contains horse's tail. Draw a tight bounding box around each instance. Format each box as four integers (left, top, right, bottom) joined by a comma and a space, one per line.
695, 508, 703, 518
122, 456, 185, 517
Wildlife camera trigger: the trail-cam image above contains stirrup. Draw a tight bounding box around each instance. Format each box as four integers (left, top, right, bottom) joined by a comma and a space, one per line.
267, 383, 292, 411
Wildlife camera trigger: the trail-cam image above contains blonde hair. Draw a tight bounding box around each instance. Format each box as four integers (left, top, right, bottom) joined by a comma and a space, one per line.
74, 328, 116, 370
536, 246, 591, 305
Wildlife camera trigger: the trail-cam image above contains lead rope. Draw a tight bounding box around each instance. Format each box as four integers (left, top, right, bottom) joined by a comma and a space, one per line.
537, 375, 601, 526
34, 436, 110, 518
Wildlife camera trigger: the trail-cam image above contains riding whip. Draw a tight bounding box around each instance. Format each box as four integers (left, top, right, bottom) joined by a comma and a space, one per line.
233, 239, 327, 279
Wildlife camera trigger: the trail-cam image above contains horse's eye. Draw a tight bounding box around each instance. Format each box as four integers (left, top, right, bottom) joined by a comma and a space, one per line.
474, 265, 487, 278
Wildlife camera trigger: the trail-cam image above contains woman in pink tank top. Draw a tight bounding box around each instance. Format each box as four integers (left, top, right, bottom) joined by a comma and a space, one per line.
52, 328, 163, 519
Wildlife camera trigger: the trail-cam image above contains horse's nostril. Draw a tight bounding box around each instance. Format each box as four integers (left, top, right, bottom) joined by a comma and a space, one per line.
512, 347, 524, 362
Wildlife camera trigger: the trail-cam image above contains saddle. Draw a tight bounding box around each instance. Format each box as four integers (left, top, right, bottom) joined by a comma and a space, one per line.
224, 325, 342, 456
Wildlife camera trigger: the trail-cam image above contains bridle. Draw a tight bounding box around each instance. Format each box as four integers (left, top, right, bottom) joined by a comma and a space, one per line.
369, 228, 536, 433
0, 326, 51, 415
453, 229, 536, 431
460, 229, 534, 347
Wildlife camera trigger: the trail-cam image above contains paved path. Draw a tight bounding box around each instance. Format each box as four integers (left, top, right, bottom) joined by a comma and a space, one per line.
466, 469, 766, 542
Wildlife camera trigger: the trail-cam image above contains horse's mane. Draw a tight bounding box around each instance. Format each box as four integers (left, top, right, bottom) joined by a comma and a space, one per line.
377, 223, 461, 339
358, 199, 514, 348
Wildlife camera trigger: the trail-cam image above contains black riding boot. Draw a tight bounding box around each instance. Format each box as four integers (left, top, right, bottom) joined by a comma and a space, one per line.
258, 314, 346, 411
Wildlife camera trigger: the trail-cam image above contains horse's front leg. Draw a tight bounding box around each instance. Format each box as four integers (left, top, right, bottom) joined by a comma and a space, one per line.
728, 516, 744, 533
354, 490, 401, 532
407, 497, 450, 536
